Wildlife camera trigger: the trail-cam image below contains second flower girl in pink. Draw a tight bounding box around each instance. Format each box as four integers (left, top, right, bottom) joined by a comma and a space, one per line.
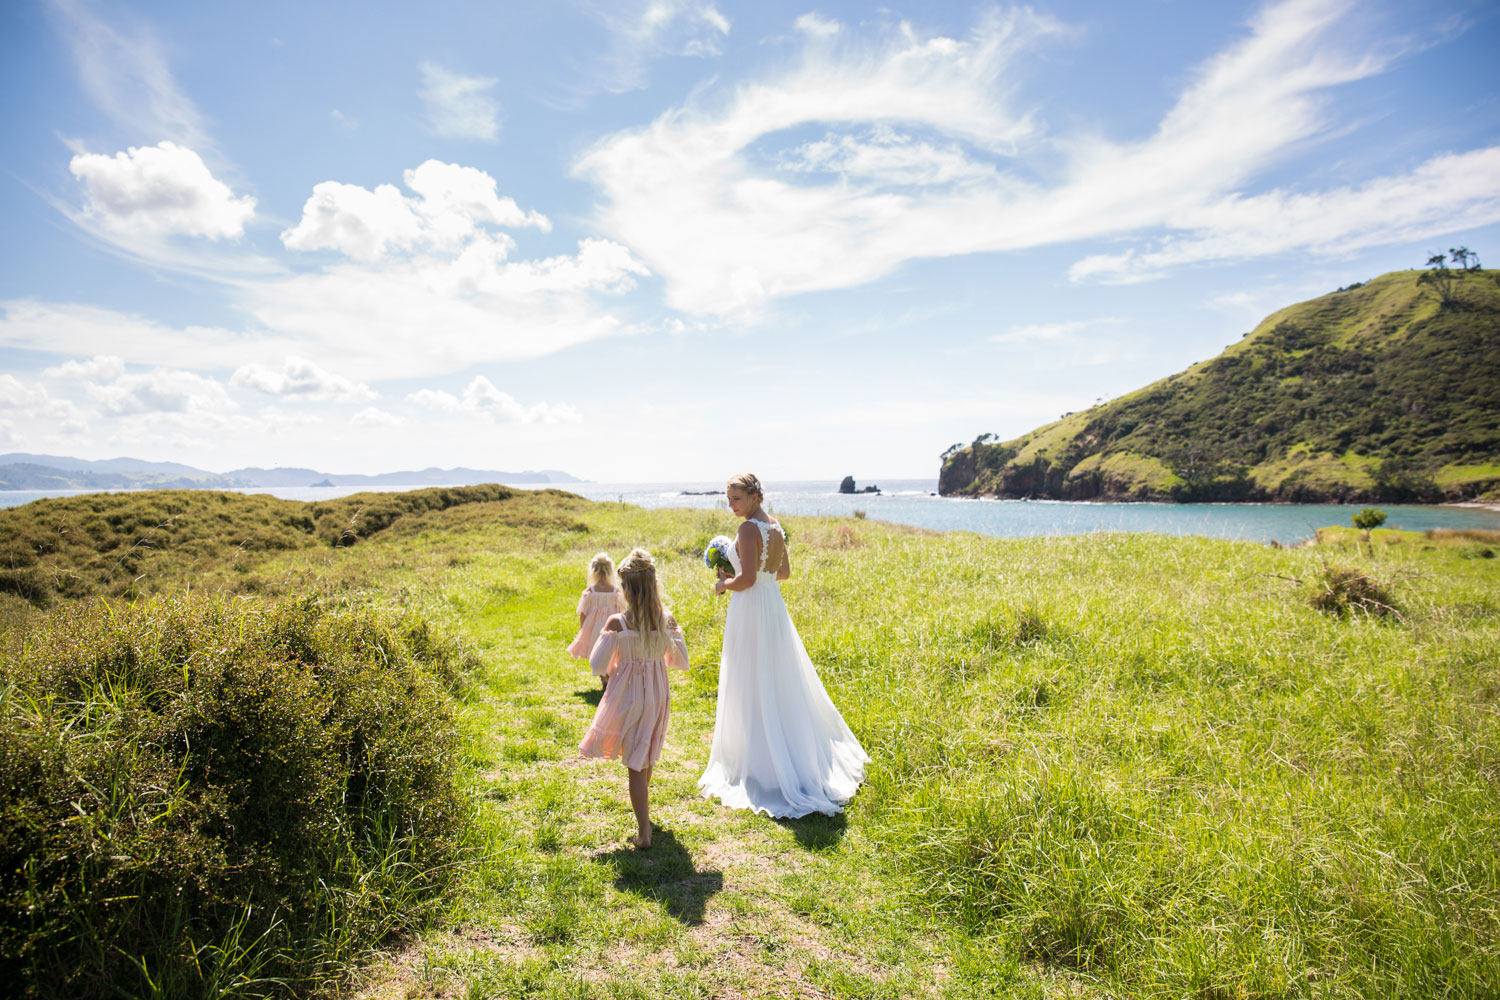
568, 552, 627, 689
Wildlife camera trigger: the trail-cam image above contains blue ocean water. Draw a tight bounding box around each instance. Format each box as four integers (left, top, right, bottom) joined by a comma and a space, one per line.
4, 478, 1499, 546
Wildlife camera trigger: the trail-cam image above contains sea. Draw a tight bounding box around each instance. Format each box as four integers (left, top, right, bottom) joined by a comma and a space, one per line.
5, 477, 1500, 546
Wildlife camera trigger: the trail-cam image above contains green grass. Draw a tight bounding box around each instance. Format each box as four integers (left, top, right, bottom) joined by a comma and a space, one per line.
4, 491, 1498, 998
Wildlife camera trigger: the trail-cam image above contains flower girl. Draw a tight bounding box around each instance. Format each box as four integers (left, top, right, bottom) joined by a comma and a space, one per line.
578, 549, 689, 848
567, 552, 627, 689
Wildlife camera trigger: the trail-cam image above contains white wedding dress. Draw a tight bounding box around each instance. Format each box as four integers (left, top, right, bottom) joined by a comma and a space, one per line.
697, 519, 870, 817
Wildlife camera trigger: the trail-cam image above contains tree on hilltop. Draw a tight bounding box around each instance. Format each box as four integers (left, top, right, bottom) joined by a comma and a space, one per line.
1419, 252, 1458, 305
1450, 246, 1481, 271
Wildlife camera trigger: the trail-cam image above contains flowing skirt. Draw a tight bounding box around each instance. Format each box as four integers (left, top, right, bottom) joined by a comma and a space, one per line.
697, 572, 869, 817
578, 657, 671, 771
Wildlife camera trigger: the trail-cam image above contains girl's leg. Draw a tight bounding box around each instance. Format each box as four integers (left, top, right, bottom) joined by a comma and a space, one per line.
627, 765, 653, 848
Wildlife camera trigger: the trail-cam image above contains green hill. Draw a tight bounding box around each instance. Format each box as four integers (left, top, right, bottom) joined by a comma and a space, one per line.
0, 484, 591, 613
940, 268, 1500, 502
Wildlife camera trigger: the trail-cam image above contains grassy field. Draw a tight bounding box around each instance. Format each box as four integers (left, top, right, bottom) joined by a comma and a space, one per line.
4, 491, 1499, 998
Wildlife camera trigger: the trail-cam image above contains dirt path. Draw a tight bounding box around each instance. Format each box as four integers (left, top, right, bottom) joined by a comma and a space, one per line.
346, 649, 989, 1000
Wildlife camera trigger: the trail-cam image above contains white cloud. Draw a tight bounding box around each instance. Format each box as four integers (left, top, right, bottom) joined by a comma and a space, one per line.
43, 354, 126, 380
280, 181, 425, 260
794, 13, 842, 39
256, 161, 643, 378
69, 142, 255, 239
586, 0, 731, 93
230, 357, 377, 402
350, 406, 403, 427
249, 233, 646, 377
406, 376, 581, 424
280, 159, 548, 260
577, 0, 1494, 314
86, 367, 235, 416
0, 374, 54, 411
419, 62, 501, 141
0, 373, 90, 433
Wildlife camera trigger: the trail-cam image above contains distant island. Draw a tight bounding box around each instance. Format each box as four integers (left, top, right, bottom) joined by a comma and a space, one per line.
838, 476, 880, 494
0, 453, 581, 492
940, 266, 1500, 503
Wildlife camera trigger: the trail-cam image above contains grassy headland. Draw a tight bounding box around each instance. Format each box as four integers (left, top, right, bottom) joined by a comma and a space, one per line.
2, 489, 1497, 998
941, 268, 1500, 502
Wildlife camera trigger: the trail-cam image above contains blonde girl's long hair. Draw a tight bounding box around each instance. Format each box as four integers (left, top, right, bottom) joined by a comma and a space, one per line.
617, 548, 668, 653
587, 551, 616, 588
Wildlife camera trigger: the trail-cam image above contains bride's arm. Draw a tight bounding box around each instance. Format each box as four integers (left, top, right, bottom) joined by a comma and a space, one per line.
714, 521, 762, 595
775, 543, 791, 581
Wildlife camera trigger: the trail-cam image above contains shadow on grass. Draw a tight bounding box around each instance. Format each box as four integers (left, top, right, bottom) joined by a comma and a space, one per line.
776, 811, 847, 851
575, 685, 604, 708
594, 828, 723, 925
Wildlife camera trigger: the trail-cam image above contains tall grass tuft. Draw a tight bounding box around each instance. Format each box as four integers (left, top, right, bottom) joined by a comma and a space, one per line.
1307, 563, 1399, 617
0, 594, 472, 999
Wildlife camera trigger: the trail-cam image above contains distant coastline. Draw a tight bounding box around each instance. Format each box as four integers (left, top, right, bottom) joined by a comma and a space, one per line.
0, 452, 581, 492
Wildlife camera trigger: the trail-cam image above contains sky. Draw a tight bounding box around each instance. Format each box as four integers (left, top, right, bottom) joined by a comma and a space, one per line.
1, 0, 1497, 483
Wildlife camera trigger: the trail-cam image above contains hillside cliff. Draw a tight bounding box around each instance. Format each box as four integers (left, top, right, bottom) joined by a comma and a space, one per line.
940, 269, 1500, 502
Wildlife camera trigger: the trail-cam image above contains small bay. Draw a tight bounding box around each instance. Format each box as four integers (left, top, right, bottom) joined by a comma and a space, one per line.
9, 478, 1490, 546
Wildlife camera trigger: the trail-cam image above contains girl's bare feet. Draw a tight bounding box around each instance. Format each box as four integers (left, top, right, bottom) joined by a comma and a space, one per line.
630, 832, 651, 849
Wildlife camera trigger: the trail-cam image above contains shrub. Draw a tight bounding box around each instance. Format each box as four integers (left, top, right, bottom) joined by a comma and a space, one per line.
0, 594, 471, 999
1307, 564, 1399, 618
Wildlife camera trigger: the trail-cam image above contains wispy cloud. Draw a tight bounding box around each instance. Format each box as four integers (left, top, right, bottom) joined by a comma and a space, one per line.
47, 0, 216, 156
419, 62, 501, 141
577, 0, 1496, 315
794, 13, 842, 39
991, 317, 1123, 343
580, 0, 731, 93
1069, 147, 1500, 283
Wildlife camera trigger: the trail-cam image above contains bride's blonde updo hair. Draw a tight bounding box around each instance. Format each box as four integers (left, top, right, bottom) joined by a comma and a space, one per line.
617, 548, 668, 652
726, 472, 763, 500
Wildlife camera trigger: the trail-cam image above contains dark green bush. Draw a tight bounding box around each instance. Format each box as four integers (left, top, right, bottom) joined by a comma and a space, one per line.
0, 594, 471, 999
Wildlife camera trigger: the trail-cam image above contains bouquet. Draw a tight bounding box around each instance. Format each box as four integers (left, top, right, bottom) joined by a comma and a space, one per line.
703, 535, 735, 575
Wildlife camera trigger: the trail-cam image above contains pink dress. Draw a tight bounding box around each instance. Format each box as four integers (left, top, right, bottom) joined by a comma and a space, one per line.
578, 624, 689, 770
567, 587, 626, 658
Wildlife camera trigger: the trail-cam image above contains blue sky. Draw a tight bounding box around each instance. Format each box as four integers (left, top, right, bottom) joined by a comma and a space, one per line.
1, 0, 1497, 482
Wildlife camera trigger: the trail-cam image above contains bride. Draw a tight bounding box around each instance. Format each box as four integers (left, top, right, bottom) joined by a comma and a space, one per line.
697, 473, 870, 817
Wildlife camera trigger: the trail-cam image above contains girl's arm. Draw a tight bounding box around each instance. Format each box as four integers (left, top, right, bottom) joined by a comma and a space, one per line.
588, 615, 625, 677
664, 615, 689, 670
775, 542, 791, 581
714, 521, 762, 595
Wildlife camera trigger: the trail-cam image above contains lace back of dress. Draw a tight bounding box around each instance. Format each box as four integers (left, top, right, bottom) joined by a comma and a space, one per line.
756, 520, 783, 572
